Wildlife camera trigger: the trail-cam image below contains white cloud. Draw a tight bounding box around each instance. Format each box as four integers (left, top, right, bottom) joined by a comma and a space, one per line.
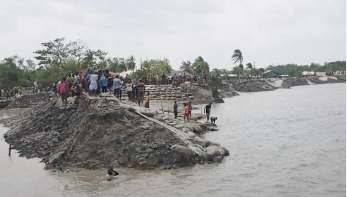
0, 0, 345, 69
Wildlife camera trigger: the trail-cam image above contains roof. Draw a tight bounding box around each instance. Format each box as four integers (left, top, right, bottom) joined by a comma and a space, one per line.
263, 70, 272, 74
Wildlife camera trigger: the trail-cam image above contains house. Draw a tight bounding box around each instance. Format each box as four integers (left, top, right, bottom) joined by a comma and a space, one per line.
334, 71, 346, 76
302, 71, 315, 76
314, 72, 326, 77
279, 74, 289, 78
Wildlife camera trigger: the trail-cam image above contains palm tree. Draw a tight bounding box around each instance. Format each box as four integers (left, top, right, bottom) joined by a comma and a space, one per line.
232, 49, 243, 65
232, 49, 243, 80
246, 63, 252, 78
232, 66, 242, 78
126, 55, 136, 72
192, 56, 209, 74
180, 61, 192, 73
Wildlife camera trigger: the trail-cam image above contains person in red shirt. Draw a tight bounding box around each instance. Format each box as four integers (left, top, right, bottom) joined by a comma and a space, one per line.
57, 77, 68, 104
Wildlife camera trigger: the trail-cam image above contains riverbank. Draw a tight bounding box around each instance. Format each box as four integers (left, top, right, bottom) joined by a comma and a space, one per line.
223, 76, 346, 92
1, 94, 229, 171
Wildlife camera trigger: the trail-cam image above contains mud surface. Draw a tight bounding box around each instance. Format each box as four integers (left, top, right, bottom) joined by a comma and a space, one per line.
6, 93, 51, 108
2, 95, 229, 170
232, 79, 276, 92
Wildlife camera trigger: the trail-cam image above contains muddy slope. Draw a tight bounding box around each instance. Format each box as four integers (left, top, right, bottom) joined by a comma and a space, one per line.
3, 95, 228, 170
232, 79, 276, 92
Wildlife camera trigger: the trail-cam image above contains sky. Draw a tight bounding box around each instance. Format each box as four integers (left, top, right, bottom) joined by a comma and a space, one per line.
0, 0, 346, 69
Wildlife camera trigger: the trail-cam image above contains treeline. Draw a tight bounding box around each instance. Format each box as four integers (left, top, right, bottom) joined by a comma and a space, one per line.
0, 37, 213, 88
0, 38, 345, 88
210, 61, 346, 78
267, 61, 346, 77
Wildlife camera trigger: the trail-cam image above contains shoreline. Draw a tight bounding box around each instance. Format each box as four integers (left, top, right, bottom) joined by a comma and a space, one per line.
0, 78, 345, 171
1, 94, 229, 171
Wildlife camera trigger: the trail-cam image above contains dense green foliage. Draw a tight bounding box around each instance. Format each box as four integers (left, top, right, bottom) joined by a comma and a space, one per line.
0, 37, 345, 88
267, 61, 346, 77
132, 58, 172, 79
0, 37, 140, 88
179, 56, 210, 74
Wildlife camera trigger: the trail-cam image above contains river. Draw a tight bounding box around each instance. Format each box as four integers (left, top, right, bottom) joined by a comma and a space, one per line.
0, 83, 345, 197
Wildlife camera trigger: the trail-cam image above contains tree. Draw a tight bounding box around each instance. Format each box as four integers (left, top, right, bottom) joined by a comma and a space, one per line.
81, 49, 108, 69
232, 66, 242, 78
258, 68, 265, 77
140, 58, 172, 75
126, 55, 136, 72
108, 58, 119, 72
211, 68, 221, 77
26, 59, 36, 70
192, 56, 210, 74
180, 60, 192, 73
246, 62, 253, 77
118, 58, 127, 72
0, 57, 24, 88
69, 40, 85, 67
232, 49, 243, 65
232, 49, 244, 80
34, 37, 73, 68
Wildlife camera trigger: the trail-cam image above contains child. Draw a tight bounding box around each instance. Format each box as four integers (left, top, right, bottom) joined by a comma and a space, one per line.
184, 103, 189, 122
144, 92, 150, 108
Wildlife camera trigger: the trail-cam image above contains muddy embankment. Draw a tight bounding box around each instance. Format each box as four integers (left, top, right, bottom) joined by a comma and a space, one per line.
186, 84, 239, 104
224, 76, 346, 92
1, 94, 229, 170
269, 76, 346, 89
225, 79, 276, 92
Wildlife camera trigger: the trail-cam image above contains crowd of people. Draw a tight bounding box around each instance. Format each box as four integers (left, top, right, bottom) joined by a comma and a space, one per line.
0, 87, 21, 99
53, 69, 151, 107
141, 72, 208, 86
2, 69, 215, 122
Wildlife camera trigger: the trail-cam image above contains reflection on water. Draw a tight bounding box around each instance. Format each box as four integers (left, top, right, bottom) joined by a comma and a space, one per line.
0, 83, 345, 197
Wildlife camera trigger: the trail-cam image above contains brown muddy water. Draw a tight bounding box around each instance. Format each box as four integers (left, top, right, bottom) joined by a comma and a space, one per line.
0, 83, 345, 197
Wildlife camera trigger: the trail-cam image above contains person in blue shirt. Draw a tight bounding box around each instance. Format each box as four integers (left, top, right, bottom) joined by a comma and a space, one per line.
113, 75, 123, 99
100, 75, 108, 93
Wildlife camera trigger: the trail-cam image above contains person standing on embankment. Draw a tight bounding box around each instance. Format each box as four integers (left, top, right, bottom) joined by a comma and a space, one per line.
57, 77, 68, 104
144, 92, 150, 108
173, 100, 178, 119
204, 103, 212, 122
184, 103, 189, 122
113, 75, 123, 100
137, 79, 145, 106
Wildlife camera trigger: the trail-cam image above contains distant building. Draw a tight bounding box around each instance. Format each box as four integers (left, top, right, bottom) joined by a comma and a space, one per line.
334, 71, 346, 76
314, 72, 326, 77
263, 70, 280, 78
279, 74, 289, 78
302, 71, 315, 77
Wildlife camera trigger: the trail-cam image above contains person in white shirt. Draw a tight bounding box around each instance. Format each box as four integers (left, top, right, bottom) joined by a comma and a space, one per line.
126, 82, 133, 100
89, 73, 99, 95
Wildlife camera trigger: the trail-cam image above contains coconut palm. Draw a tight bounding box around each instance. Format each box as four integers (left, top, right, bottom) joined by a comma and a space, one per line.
232, 49, 243, 80
192, 56, 209, 74
232, 49, 243, 65
246, 62, 252, 77
126, 55, 136, 72
180, 61, 192, 73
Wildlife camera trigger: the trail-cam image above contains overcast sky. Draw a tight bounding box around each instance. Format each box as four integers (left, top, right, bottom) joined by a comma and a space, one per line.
0, 0, 345, 69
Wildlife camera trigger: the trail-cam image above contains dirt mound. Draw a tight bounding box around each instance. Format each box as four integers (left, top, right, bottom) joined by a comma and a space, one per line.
282, 78, 309, 88
3, 95, 228, 170
282, 76, 345, 88
233, 80, 276, 92
7, 93, 51, 108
